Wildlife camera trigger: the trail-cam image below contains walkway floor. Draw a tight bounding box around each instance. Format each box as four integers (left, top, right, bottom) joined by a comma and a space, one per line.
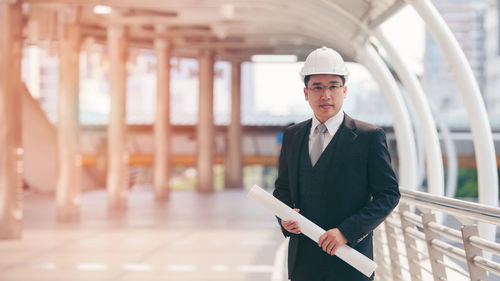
0, 187, 284, 281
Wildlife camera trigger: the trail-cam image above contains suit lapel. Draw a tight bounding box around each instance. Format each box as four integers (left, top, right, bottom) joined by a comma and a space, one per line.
328, 114, 358, 179
288, 120, 311, 206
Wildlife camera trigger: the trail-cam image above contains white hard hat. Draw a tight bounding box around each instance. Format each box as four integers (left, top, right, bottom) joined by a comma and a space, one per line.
299, 46, 349, 83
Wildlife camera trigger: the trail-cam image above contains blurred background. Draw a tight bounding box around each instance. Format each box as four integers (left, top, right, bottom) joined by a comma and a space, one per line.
1, 0, 500, 280
17, 2, 500, 197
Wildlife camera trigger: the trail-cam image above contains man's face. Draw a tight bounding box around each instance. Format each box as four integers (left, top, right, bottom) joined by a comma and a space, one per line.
304, 74, 347, 123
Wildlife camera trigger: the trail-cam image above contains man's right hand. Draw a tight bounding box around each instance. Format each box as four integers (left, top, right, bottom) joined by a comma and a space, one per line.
281, 208, 301, 234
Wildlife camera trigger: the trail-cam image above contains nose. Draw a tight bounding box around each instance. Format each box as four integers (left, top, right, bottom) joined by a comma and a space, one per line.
320, 89, 330, 99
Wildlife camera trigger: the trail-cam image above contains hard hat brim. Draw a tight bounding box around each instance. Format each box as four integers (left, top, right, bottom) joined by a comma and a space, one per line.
299, 71, 349, 83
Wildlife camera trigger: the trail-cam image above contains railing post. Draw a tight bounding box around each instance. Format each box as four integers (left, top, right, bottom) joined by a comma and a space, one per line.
399, 203, 423, 281
384, 214, 404, 280
461, 225, 488, 281
373, 224, 392, 281
422, 212, 447, 281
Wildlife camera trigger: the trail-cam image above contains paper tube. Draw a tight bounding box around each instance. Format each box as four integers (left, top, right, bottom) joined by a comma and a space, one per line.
248, 184, 377, 278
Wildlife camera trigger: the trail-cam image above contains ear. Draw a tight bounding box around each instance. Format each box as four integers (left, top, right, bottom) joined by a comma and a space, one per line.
304, 87, 309, 101
343, 86, 347, 97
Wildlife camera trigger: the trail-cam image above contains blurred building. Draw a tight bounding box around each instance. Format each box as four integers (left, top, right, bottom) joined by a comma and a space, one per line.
484, 0, 500, 127
423, 0, 488, 127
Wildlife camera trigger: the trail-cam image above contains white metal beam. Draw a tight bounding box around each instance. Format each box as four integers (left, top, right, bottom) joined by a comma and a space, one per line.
374, 28, 444, 196
407, 0, 498, 239
357, 43, 419, 190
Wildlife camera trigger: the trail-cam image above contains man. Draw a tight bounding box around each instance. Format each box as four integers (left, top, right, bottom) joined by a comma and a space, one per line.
273, 46, 400, 281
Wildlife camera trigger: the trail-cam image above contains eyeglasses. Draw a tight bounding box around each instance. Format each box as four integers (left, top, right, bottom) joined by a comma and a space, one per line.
307, 84, 344, 94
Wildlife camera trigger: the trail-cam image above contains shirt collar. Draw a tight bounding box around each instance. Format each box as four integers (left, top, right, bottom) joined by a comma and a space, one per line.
311, 109, 344, 136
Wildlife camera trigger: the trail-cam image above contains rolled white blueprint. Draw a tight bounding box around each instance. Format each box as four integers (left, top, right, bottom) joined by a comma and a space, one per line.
248, 184, 377, 278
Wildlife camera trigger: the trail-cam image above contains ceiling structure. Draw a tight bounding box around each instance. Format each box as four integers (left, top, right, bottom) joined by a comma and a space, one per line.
23, 0, 406, 61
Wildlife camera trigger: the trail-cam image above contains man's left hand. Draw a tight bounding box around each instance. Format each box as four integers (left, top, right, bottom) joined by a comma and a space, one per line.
318, 228, 348, 256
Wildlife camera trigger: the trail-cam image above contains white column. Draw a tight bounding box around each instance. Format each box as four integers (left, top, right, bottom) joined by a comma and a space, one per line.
56, 19, 81, 222
407, 0, 498, 239
153, 27, 170, 201
26, 17, 40, 98
433, 107, 458, 198
0, 2, 23, 239
226, 60, 243, 189
357, 44, 419, 190
27, 46, 40, 99
374, 28, 444, 196
107, 25, 128, 209
197, 50, 215, 193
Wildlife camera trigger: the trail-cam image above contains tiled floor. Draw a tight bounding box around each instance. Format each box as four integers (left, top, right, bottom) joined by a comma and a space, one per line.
0, 187, 284, 281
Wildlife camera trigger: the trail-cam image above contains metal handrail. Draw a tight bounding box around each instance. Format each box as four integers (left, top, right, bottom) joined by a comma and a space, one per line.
400, 188, 500, 224
405, 226, 425, 240
427, 221, 463, 242
473, 256, 500, 276
275, 189, 500, 281
372, 189, 500, 281
468, 235, 500, 256
401, 210, 424, 227
430, 239, 466, 262
436, 259, 469, 277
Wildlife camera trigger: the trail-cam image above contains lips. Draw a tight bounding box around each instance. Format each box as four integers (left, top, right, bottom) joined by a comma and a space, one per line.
320, 104, 333, 109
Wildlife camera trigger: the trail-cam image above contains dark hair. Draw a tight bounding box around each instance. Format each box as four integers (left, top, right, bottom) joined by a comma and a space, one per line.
304, 75, 345, 88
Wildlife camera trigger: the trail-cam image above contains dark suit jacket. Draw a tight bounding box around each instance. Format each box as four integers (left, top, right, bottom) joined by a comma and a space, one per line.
273, 114, 400, 280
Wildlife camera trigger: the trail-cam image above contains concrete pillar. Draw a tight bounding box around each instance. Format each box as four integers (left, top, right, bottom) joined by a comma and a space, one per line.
197, 50, 215, 193
56, 19, 81, 222
0, 2, 23, 239
106, 25, 128, 210
153, 26, 170, 201
225, 61, 243, 189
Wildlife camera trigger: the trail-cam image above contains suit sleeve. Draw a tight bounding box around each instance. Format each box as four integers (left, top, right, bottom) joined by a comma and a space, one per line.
337, 128, 400, 247
273, 129, 294, 237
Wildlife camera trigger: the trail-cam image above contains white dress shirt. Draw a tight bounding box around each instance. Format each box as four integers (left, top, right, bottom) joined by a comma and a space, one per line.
308, 109, 345, 155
